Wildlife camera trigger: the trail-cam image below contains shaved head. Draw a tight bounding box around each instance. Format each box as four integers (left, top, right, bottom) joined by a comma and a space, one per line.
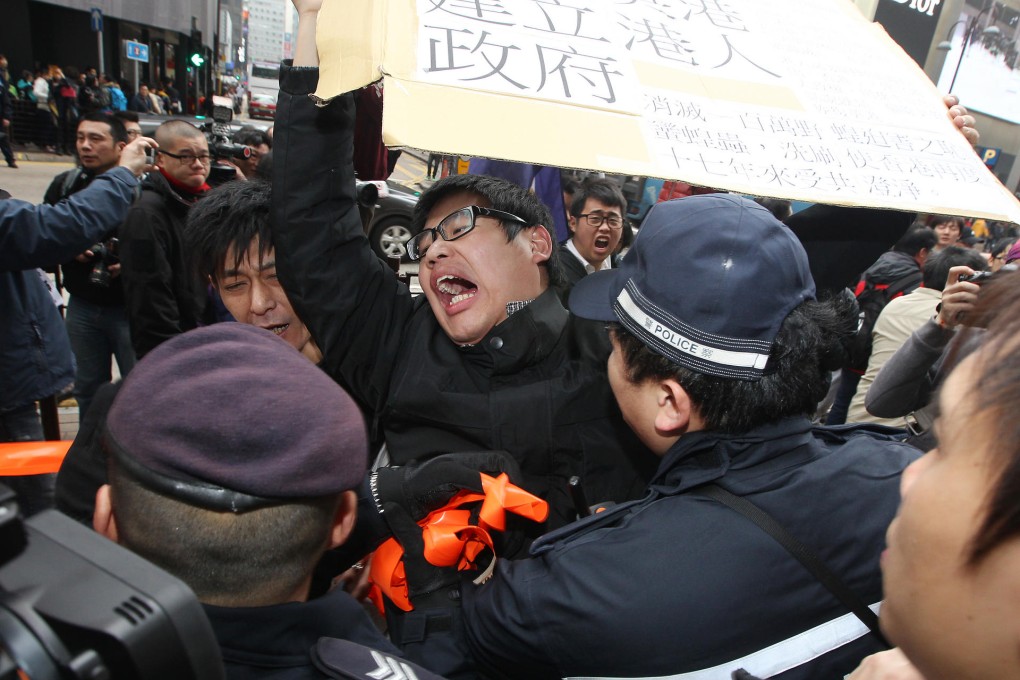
155, 119, 205, 147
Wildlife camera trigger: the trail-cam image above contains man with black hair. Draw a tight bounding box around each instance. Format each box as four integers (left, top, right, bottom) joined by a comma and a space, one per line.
555, 177, 628, 299
57, 180, 319, 525
43, 111, 136, 419
382, 193, 920, 680
185, 179, 319, 362
846, 245, 989, 427
825, 224, 937, 424
112, 110, 142, 141
230, 125, 271, 179
273, 0, 655, 556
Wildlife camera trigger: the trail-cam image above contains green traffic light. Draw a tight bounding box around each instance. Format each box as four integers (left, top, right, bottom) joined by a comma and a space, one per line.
190, 52, 205, 67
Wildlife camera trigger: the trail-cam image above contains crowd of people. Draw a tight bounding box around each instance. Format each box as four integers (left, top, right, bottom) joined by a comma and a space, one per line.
0, 52, 186, 160
3, 1, 1020, 677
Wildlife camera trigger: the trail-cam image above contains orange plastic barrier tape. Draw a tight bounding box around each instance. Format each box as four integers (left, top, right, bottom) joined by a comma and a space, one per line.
0, 441, 73, 476
369, 472, 548, 612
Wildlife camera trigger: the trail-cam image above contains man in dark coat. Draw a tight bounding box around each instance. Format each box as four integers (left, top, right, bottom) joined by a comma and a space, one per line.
273, 9, 656, 548
127, 84, 154, 113
119, 119, 212, 358
0, 54, 17, 168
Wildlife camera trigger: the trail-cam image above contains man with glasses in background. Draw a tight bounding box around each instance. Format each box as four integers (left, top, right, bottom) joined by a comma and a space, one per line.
556, 177, 629, 299
113, 110, 143, 141
119, 120, 213, 358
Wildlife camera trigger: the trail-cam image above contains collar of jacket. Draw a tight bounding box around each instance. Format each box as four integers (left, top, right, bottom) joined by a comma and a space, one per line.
529, 414, 815, 555
202, 586, 397, 663
459, 287, 568, 376
648, 416, 817, 494
157, 166, 210, 196
143, 169, 203, 210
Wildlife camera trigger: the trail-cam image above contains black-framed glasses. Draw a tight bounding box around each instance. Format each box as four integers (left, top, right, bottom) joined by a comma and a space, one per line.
406, 205, 528, 261
576, 212, 624, 229
158, 149, 212, 165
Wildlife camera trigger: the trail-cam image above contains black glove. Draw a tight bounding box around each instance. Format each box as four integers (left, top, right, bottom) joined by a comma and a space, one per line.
371, 450, 521, 520
382, 501, 466, 608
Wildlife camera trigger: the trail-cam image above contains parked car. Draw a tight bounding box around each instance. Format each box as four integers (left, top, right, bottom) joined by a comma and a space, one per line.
248, 92, 277, 120
359, 180, 421, 261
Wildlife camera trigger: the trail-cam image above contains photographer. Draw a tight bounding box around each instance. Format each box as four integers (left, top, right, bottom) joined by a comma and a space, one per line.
229, 125, 270, 180
864, 261, 1000, 449
44, 111, 138, 420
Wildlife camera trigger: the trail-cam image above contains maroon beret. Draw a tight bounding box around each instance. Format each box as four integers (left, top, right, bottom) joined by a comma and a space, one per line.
106, 323, 368, 511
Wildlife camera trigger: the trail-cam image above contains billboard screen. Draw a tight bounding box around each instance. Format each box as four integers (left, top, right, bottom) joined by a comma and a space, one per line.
935, 0, 1020, 124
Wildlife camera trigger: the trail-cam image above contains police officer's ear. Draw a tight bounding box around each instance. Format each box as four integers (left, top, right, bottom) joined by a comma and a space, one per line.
93, 484, 120, 543
655, 378, 700, 437
529, 225, 552, 265
328, 490, 358, 550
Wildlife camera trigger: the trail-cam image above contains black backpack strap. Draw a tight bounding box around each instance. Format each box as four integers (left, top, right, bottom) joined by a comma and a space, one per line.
700, 484, 889, 647
886, 271, 921, 299
60, 167, 85, 199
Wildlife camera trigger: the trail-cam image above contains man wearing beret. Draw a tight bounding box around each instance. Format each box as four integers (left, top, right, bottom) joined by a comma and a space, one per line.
90, 323, 441, 680
381, 195, 921, 679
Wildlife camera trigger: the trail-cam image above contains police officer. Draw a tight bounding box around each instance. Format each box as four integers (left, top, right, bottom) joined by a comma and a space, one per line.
91, 323, 445, 680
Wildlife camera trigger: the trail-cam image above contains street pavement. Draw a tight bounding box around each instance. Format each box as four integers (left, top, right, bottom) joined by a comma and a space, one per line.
2, 145, 429, 205
1, 158, 77, 204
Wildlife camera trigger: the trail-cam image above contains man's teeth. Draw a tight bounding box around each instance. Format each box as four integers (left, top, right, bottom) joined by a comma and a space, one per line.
437, 275, 467, 295
450, 292, 475, 305
272, 324, 289, 335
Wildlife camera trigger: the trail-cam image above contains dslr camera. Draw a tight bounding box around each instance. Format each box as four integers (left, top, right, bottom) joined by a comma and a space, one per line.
959, 263, 1018, 285
88, 237, 120, 288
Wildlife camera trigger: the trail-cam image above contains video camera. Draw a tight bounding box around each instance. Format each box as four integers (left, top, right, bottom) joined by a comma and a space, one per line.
199, 97, 252, 186
0, 484, 223, 679
87, 238, 119, 288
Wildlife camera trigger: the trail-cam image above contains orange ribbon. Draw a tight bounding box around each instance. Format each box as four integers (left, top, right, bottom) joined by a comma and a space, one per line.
0, 441, 73, 476
368, 472, 548, 612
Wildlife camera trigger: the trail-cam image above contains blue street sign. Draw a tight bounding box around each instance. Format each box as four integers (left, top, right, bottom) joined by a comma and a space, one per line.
90, 7, 103, 32
125, 40, 149, 63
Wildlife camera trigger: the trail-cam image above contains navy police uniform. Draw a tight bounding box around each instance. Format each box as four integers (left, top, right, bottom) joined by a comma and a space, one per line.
205, 587, 442, 680
459, 418, 916, 679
